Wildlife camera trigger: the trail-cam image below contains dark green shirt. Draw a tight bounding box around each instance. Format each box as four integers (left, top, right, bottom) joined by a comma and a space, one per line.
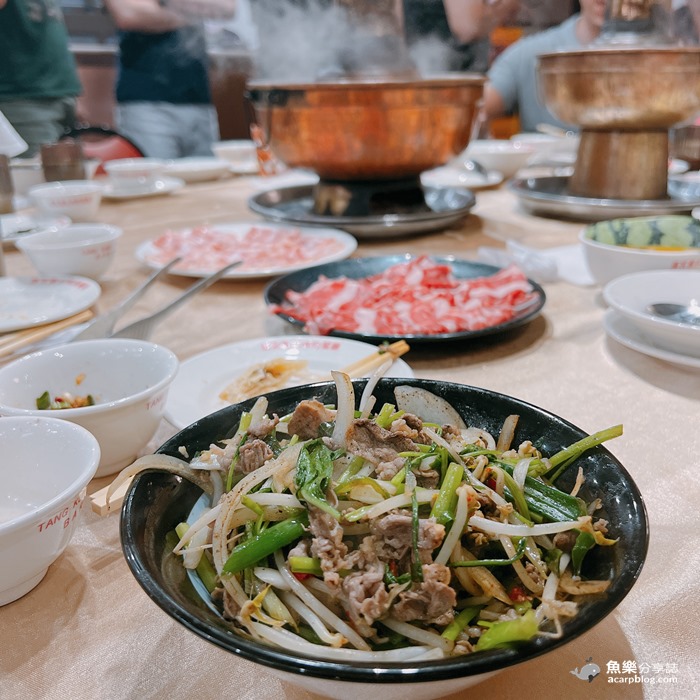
0, 0, 81, 99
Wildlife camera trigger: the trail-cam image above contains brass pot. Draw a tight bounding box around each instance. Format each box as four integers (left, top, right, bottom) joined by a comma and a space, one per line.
246, 75, 485, 181
537, 47, 700, 200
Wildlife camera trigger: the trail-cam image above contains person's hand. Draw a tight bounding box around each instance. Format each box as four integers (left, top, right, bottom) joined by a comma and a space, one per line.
167, 0, 237, 20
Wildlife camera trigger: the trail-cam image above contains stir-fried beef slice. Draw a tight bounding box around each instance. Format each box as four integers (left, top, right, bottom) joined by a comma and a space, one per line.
342, 560, 390, 628
375, 456, 406, 481
237, 438, 274, 473
346, 419, 419, 467
371, 512, 446, 564
287, 539, 309, 558
391, 412, 432, 445
308, 505, 348, 589
392, 563, 456, 626
212, 587, 240, 621
415, 465, 440, 489
247, 414, 280, 439
287, 399, 334, 440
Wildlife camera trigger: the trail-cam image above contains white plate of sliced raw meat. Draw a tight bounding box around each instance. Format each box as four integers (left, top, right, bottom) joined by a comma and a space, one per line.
135, 221, 357, 279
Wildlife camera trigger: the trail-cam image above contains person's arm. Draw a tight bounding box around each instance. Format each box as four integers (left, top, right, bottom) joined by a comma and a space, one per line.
483, 81, 507, 120
443, 0, 520, 44
689, 0, 700, 41
103, 0, 188, 32
103, 0, 236, 33
0, 0, 8, 9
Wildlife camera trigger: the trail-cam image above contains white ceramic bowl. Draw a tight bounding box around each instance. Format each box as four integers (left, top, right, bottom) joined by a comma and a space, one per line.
10, 159, 44, 196
163, 157, 231, 183
28, 181, 103, 223
15, 223, 122, 279
668, 171, 700, 200
510, 132, 579, 165
460, 139, 536, 178
104, 158, 165, 192
211, 140, 258, 173
0, 339, 179, 478
0, 415, 100, 605
603, 269, 700, 357
580, 215, 700, 285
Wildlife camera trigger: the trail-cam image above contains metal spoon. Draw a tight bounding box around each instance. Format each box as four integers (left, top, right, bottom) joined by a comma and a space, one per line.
464, 159, 489, 178
647, 303, 700, 326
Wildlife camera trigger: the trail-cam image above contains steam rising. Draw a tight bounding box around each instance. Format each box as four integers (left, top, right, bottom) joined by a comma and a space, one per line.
246, 0, 454, 81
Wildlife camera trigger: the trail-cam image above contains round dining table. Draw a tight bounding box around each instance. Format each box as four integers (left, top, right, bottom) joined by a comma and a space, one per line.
1, 168, 697, 700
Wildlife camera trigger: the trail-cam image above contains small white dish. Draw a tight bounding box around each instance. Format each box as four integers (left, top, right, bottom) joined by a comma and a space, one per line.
212, 139, 259, 174
0, 213, 71, 247
0, 339, 179, 477
163, 157, 231, 183
16, 223, 122, 280
102, 176, 185, 200
669, 158, 690, 174
28, 181, 104, 222
603, 269, 700, 358
420, 165, 504, 191
165, 335, 414, 429
0, 416, 100, 606
668, 170, 700, 199
104, 158, 165, 192
603, 309, 700, 369
461, 139, 536, 178
0, 276, 101, 333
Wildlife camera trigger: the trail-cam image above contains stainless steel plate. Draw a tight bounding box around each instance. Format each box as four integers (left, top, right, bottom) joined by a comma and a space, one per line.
509, 175, 700, 221
247, 185, 476, 239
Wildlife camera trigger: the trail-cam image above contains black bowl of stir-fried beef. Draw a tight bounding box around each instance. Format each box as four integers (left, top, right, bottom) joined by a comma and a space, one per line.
119, 378, 647, 700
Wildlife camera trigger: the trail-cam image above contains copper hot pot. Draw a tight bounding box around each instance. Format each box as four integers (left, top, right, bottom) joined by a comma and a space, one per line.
246, 75, 485, 182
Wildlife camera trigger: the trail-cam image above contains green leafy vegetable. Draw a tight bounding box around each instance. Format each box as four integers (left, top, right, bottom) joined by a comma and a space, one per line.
295, 440, 341, 519
475, 609, 539, 651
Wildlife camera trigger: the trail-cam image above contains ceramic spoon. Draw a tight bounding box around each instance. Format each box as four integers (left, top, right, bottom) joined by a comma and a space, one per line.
647, 302, 700, 326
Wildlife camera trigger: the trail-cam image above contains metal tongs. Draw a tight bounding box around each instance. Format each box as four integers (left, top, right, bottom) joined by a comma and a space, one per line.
73, 259, 241, 341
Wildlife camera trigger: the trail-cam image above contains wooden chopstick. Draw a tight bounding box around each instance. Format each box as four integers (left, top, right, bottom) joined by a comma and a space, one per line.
90, 477, 133, 517
341, 340, 410, 378
0, 309, 94, 359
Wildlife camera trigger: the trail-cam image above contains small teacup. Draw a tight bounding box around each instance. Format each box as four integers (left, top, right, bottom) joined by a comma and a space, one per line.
104, 158, 164, 193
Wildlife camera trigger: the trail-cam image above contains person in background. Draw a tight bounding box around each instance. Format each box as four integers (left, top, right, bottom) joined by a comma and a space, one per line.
672, 0, 700, 44
0, 0, 81, 158
483, 0, 605, 133
103, 0, 237, 160
401, 0, 521, 73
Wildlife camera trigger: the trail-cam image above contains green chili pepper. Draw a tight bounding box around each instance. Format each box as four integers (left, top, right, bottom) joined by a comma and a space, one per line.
223, 514, 308, 574
571, 530, 596, 576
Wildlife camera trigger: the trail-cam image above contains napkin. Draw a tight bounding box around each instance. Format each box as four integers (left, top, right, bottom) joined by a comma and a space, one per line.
0, 110, 28, 158
477, 240, 596, 286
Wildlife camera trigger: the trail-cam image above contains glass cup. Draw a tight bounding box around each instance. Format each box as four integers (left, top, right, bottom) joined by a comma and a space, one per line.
0, 154, 13, 216
40, 140, 86, 182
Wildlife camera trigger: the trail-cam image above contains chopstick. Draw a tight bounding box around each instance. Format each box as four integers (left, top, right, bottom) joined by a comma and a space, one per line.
90, 478, 132, 517
340, 340, 410, 378
0, 309, 94, 359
